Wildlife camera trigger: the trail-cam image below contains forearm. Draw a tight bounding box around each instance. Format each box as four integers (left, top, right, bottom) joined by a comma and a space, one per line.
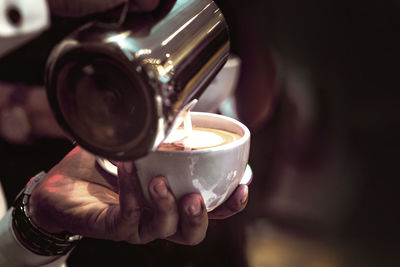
0, 171, 77, 267
0, 209, 66, 267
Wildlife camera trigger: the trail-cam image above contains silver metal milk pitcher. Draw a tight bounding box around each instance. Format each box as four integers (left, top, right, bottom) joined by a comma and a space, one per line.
45, 0, 230, 160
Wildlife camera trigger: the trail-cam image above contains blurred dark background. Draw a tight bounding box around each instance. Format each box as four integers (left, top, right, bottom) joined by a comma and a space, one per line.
1, 0, 400, 266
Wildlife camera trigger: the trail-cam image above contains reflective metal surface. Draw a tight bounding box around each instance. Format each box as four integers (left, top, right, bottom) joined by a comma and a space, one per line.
45, 0, 230, 160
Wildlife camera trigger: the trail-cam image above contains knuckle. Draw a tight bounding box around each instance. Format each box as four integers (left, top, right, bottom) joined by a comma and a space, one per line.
180, 222, 208, 246
110, 233, 125, 242
185, 235, 205, 246
121, 207, 141, 221
126, 232, 141, 244
160, 224, 178, 239
152, 217, 178, 239
186, 215, 206, 227
155, 198, 178, 219
227, 200, 242, 214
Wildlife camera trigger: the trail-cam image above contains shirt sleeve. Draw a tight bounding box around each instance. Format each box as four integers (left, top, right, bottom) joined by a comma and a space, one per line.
0, 0, 49, 57
0, 209, 68, 267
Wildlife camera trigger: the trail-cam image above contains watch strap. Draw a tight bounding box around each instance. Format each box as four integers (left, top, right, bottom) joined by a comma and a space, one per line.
12, 172, 82, 256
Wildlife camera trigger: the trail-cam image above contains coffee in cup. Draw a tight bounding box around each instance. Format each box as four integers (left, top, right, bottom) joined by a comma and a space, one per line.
97, 112, 251, 211
159, 126, 241, 151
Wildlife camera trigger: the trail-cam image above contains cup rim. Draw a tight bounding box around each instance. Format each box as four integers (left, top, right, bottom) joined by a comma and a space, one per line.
95, 112, 251, 176
156, 111, 250, 154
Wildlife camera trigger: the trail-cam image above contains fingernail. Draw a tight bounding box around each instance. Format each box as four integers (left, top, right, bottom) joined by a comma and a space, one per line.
187, 198, 202, 216
240, 186, 248, 205
154, 181, 168, 198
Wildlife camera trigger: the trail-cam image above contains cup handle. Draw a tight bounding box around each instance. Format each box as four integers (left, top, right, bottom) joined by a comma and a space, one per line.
96, 157, 118, 176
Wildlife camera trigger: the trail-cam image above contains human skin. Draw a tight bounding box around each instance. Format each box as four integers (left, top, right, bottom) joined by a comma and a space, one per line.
25, 0, 248, 246
29, 146, 248, 245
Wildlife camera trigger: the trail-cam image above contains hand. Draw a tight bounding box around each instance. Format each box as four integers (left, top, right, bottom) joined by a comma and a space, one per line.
29, 146, 248, 245
0, 82, 65, 143
47, 0, 161, 17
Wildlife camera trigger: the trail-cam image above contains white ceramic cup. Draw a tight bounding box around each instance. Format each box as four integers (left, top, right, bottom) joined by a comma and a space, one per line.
97, 112, 251, 211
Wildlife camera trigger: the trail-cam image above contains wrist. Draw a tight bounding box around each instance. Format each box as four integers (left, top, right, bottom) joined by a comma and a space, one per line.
28, 188, 65, 234
12, 172, 82, 256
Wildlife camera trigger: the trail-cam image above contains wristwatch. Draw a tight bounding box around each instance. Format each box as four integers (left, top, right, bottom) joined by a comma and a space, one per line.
12, 172, 82, 256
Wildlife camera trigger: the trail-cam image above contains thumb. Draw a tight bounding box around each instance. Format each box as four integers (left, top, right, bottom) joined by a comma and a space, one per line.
116, 162, 146, 219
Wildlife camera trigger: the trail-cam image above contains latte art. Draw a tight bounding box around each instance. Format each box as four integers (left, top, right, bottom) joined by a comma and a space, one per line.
159, 126, 241, 151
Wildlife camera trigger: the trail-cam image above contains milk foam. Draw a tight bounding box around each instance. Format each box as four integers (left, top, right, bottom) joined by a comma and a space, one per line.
160, 111, 240, 151
163, 128, 225, 150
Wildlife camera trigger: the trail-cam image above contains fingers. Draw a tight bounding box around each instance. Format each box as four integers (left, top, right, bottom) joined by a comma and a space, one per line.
138, 176, 179, 243
116, 167, 210, 245
116, 165, 206, 245
167, 194, 208, 245
115, 162, 143, 241
208, 185, 248, 220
